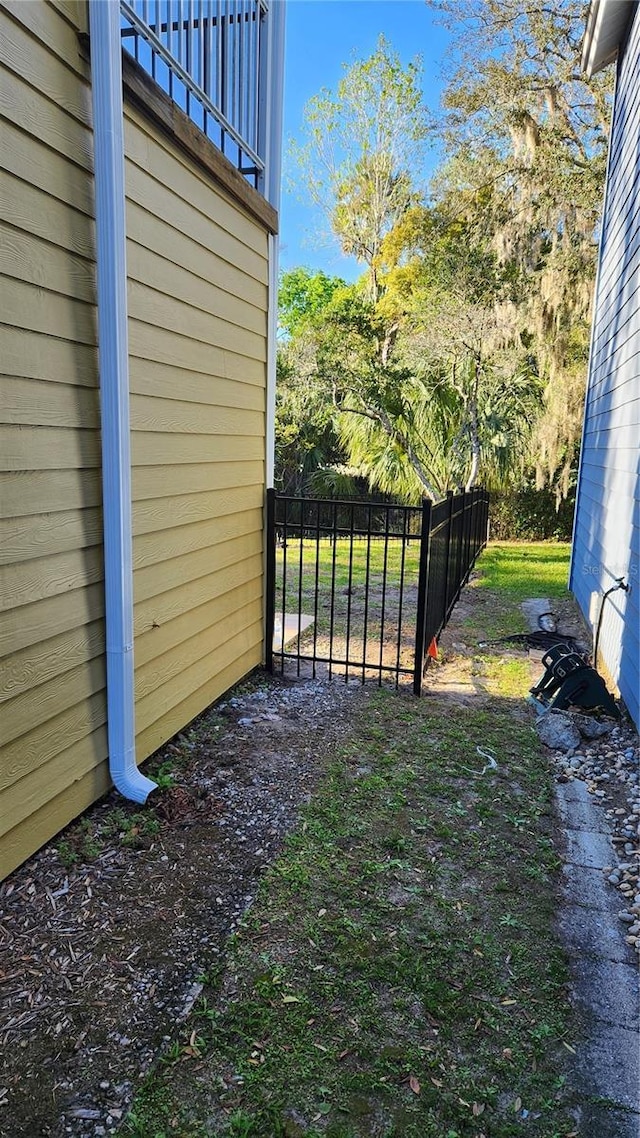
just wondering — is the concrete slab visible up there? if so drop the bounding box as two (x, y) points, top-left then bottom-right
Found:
(557, 904), (633, 964)
(569, 956), (639, 1030)
(564, 827), (615, 869)
(556, 782), (612, 833)
(574, 1025), (640, 1112)
(273, 613), (314, 652)
(521, 598), (552, 630)
(561, 863), (614, 910)
(576, 1103), (640, 1138)
(558, 779), (597, 804)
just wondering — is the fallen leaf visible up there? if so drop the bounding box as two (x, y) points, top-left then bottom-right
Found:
(472, 1102), (485, 1116)
(282, 995), (300, 1004)
(409, 1075), (420, 1094)
(501, 999), (517, 1006)
(430, 1077), (443, 1088)
(318, 908), (327, 917)
(338, 1049), (350, 1060)
(562, 1041), (576, 1054)
(513, 1096), (522, 1112)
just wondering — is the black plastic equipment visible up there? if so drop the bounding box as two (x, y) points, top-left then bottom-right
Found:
(530, 643), (619, 717)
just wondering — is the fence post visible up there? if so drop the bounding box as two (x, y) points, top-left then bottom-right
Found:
(413, 497), (433, 696)
(454, 491), (465, 603)
(463, 490), (471, 581)
(442, 490), (454, 617)
(264, 487), (276, 673)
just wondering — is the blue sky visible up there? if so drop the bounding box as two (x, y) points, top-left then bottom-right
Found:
(279, 0), (452, 281)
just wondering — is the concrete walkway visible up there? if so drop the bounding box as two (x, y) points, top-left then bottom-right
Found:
(556, 778), (639, 1136)
(524, 598), (639, 1135)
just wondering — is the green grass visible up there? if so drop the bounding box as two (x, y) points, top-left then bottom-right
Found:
(277, 537), (420, 631)
(275, 536), (421, 678)
(474, 543), (571, 601)
(275, 539), (571, 669)
(124, 542), (580, 1138)
(454, 542), (572, 644)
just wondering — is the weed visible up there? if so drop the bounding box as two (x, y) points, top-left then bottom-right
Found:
(55, 839), (78, 870)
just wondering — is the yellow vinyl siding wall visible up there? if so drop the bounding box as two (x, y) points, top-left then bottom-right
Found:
(0, 0), (109, 878)
(1, 1), (269, 878)
(125, 102), (268, 759)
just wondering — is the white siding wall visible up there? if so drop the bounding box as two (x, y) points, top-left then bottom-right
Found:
(571, 7), (640, 728)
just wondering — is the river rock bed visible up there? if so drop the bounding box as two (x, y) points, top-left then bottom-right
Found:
(551, 716), (640, 958)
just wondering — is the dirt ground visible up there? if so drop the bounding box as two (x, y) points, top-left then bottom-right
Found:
(0, 573), (632, 1138)
(0, 676), (366, 1138)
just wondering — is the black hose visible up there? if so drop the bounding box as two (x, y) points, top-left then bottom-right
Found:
(594, 578), (629, 669)
(478, 630), (583, 653)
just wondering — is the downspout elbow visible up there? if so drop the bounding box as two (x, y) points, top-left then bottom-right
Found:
(111, 754), (157, 805)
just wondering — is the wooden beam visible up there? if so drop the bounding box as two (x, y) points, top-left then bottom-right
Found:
(78, 33), (278, 235)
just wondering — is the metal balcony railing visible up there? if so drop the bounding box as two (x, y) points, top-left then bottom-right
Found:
(120, 0), (268, 188)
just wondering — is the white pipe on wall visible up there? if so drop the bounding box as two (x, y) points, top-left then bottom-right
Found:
(262, 0), (286, 489)
(90, 0), (157, 804)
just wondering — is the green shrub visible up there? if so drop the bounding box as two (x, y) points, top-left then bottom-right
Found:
(489, 488), (575, 541)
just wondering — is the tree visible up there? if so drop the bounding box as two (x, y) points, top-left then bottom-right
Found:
(291, 36), (429, 301)
(278, 267), (347, 339)
(277, 243), (541, 502)
(275, 270), (348, 494)
(428, 0), (613, 497)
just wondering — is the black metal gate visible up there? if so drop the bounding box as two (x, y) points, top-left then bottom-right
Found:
(265, 488), (489, 695)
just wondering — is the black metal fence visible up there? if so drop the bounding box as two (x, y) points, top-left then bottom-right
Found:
(265, 487), (489, 695)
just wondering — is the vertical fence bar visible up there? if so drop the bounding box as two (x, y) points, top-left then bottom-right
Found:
(395, 509), (409, 690)
(296, 498), (305, 676)
(280, 495), (288, 674)
(328, 500), (338, 680)
(264, 487), (276, 673)
(443, 491), (454, 618)
(455, 492), (465, 603)
(378, 505), (390, 686)
(463, 490), (471, 582)
(344, 503), (355, 682)
(362, 504), (372, 681)
(413, 498), (433, 696)
(312, 500), (321, 680)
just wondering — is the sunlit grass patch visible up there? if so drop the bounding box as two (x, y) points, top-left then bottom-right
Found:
(474, 542), (571, 600)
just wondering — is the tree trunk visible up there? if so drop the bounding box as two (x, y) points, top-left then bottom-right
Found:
(465, 358), (481, 491)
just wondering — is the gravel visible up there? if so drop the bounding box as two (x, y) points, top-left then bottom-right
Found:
(548, 717), (640, 959)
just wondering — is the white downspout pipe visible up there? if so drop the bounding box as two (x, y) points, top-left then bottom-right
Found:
(90, 0), (156, 803)
(260, 0), (286, 489)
